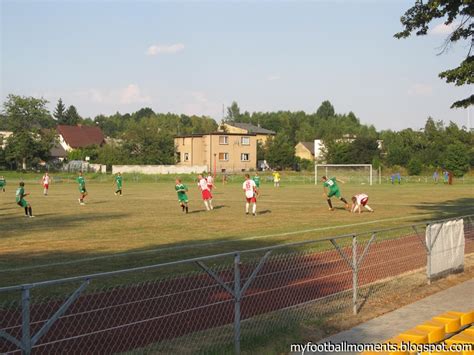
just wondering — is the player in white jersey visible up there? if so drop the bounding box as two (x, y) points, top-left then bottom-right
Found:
(206, 173), (215, 191)
(243, 174), (258, 216)
(41, 173), (51, 196)
(351, 193), (374, 214)
(197, 174), (213, 211)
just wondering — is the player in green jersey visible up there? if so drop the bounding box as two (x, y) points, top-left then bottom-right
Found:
(321, 176), (349, 211)
(175, 179), (189, 213)
(16, 182), (34, 217)
(114, 172), (123, 196)
(0, 176), (6, 192)
(77, 172), (88, 205)
(253, 172), (261, 188)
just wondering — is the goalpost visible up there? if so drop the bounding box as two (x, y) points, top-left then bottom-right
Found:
(315, 164), (373, 185)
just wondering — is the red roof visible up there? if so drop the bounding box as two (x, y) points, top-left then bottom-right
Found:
(57, 125), (105, 148)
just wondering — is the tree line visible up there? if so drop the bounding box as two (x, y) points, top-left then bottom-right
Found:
(0, 95), (473, 176)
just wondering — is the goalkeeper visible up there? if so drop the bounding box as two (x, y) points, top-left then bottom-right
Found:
(321, 176), (349, 211)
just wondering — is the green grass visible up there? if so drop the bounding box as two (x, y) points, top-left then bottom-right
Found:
(0, 172), (473, 288)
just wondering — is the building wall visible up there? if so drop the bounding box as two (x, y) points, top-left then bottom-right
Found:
(0, 131), (13, 149)
(175, 134), (257, 172)
(295, 143), (314, 161)
(220, 124), (247, 134)
(112, 165), (207, 175)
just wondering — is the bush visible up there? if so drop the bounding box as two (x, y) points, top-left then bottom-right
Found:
(407, 158), (422, 175)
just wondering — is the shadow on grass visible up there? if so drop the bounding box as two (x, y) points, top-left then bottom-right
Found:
(413, 197), (474, 222)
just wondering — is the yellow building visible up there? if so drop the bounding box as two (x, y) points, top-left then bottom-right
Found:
(295, 142), (315, 161)
(175, 133), (257, 173)
(218, 122), (275, 144)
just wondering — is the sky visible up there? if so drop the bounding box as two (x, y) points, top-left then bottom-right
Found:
(1, 0), (472, 131)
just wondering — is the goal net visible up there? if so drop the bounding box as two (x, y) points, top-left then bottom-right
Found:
(315, 164), (373, 185)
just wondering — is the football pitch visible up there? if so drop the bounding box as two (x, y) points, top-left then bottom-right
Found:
(1, 177), (473, 287)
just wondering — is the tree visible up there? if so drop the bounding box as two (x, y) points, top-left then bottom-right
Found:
(407, 157), (423, 175)
(225, 101), (241, 122)
(264, 133), (295, 169)
(3, 94), (52, 131)
(395, 1), (473, 108)
(443, 143), (470, 177)
(348, 137), (380, 164)
(64, 105), (81, 125)
(54, 98), (67, 123)
(315, 100), (335, 119)
(5, 130), (55, 170)
(324, 140), (352, 164)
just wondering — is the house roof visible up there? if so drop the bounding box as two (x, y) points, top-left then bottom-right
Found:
(57, 125), (105, 148)
(299, 141), (315, 155)
(225, 122), (276, 135)
(50, 144), (67, 158)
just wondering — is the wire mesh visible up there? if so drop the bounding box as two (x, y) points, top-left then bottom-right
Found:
(0, 215), (473, 354)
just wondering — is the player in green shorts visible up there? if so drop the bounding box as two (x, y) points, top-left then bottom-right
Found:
(114, 172), (123, 196)
(321, 176), (349, 211)
(175, 179), (189, 213)
(253, 172), (261, 188)
(16, 182), (34, 217)
(77, 172), (88, 205)
(0, 176), (6, 192)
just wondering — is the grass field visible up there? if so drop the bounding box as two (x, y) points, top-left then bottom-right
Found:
(1, 173), (473, 288)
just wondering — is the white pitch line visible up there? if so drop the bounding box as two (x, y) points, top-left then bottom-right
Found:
(0, 213), (435, 273)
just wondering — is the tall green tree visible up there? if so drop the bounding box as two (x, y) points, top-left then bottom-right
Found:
(395, 0), (473, 108)
(225, 101), (241, 122)
(3, 94), (53, 131)
(64, 105), (81, 125)
(54, 98), (67, 124)
(443, 142), (470, 177)
(264, 133), (295, 169)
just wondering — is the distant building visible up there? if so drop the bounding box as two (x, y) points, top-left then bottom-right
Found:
(295, 142), (315, 161)
(218, 122), (276, 144)
(175, 132), (257, 173)
(0, 131), (13, 149)
(57, 125), (106, 152)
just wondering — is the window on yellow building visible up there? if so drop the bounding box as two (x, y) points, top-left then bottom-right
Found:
(219, 152), (229, 161)
(219, 136), (229, 145)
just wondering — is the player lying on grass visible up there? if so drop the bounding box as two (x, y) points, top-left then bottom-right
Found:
(114, 172), (123, 196)
(175, 179), (189, 213)
(198, 174), (213, 211)
(77, 172), (88, 205)
(16, 182), (34, 217)
(350, 193), (374, 214)
(243, 174), (258, 216)
(321, 176), (349, 211)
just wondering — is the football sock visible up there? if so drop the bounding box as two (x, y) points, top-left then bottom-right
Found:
(24, 207), (28, 215)
(327, 199), (333, 209)
(204, 200), (210, 210)
(246, 203), (250, 213)
(340, 197), (348, 204)
(28, 207), (32, 216)
(365, 205), (374, 212)
(185, 205), (188, 213)
(252, 204), (256, 214)
(209, 200), (213, 210)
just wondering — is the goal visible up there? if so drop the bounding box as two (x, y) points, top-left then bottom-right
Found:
(315, 164), (373, 185)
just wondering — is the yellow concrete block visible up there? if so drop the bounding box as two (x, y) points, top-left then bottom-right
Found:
(446, 311), (474, 327)
(399, 328), (429, 344)
(433, 313), (462, 333)
(463, 326), (474, 336)
(416, 321), (446, 343)
(384, 337), (417, 355)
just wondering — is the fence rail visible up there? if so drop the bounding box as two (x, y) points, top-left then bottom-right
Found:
(1, 214), (473, 354)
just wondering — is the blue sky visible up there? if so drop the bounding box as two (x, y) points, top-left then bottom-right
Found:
(1, 0), (472, 130)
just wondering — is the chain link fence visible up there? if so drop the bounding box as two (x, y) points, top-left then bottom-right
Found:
(1, 215), (473, 354)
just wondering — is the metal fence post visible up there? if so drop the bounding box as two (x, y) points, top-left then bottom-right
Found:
(234, 252), (241, 355)
(21, 286), (32, 355)
(352, 235), (358, 315)
(426, 224), (432, 285)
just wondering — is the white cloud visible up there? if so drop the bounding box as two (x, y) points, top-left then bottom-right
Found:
(146, 43), (185, 56)
(430, 22), (458, 35)
(407, 83), (433, 97)
(267, 74), (280, 81)
(119, 84), (151, 104)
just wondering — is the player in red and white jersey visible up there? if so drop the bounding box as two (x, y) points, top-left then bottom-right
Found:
(206, 173), (215, 191)
(41, 172), (51, 196)
(243, 174), (258, 216)
(351, 193), (374, 214)
(197, 174), (213, 211)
